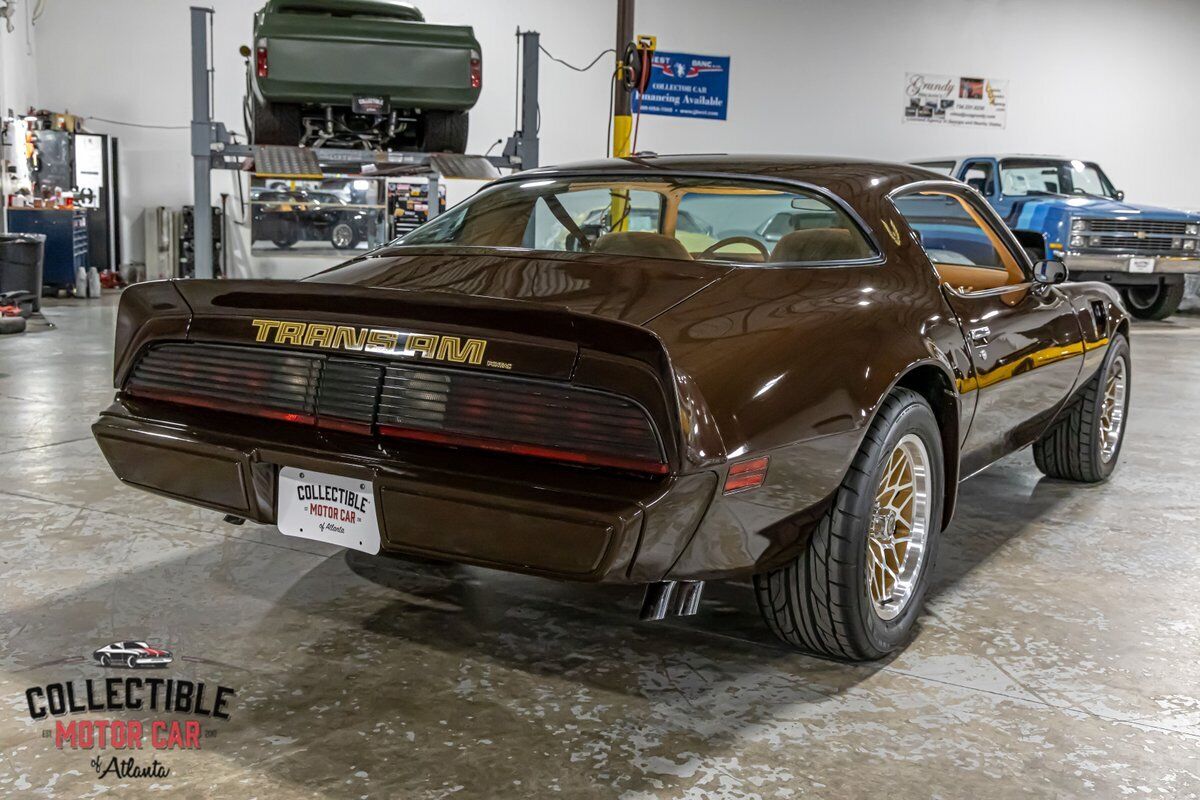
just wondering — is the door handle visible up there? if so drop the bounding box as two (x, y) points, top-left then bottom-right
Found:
(968, 326), (990, 345)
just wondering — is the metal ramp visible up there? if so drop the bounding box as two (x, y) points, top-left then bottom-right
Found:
(249, 146), (501, 181)
(252, 145), (323, 180)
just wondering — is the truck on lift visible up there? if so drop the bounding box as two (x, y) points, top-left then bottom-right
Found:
(245, 0), (482, 153)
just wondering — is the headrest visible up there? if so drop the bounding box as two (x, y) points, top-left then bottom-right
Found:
(770, 228), (872, 262)
(591, 231), (692, 261)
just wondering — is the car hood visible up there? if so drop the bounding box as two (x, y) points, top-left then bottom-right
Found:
(1018, 195), (1199, 220)
(303, 248), (734, 326)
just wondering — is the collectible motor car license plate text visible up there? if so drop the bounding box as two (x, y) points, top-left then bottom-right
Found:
(1128, 257), (1156, 273)
(277, 467), (381, 554)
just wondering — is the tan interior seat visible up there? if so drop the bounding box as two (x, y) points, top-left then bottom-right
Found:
(770, 228), (871, 262)
(591, 231), (692, 260)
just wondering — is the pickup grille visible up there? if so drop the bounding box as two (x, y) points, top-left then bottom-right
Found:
(1088, 236), (1175, 254)
(1085, 219), (1188, 235)
(1072, 217), (1198, 255)
(123, 343), (666, 474)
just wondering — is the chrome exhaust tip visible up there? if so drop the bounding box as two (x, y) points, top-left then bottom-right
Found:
(639, 581), (705, 621)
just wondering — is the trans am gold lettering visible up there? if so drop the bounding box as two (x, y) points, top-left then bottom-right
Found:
(303, 323), (336, 348)
(251, 319), (281, 342)
(365, 329), (400, 354)
(276, 321), (305, 345)
(331, 325), (367, 351)
(405, 333), (438, 359)
(437, 337), (487, 364)
(249, 319), (488, 366)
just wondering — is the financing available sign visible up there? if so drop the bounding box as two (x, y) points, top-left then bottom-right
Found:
(638, 51), (731, 120)
(904, 73), (1008, 129)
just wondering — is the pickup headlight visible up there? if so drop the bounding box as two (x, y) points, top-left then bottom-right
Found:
(1069, 234), (1084, 247)
(1186, 223), (1198, 235)
(1071, 218), (1086, 232)
(1184, 239), (1197, 251)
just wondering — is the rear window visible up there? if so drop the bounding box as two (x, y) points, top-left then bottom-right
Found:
(395, 176), (875, 265)
(273, 1), (424, 21)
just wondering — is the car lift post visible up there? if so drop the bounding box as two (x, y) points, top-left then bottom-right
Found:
(190, 6), (215, 279)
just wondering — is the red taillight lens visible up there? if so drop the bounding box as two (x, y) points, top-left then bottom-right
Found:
(469, 51), (482, 89)
(723, 456), (769, 494)
(124, 344), (668, 477)
(379, 425), (668, 475)
(127, 386), (314, 426)
(256, 45), (268, 78)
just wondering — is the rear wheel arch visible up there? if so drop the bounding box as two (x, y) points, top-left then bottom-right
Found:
(891, 363), (960, 529)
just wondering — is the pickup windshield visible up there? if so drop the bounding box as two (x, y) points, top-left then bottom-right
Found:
(394, 176), (875, 265)
(999, 158), (1117, 199)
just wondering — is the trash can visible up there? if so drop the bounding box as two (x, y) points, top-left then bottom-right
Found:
(0, 233), (46, 312)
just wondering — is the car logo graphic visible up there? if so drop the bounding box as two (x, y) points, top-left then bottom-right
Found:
(91, 640), (174, 669)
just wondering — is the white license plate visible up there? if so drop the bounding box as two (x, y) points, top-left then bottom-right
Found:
(276, 467), (380, 554)
(1128, 257), (1156, 273)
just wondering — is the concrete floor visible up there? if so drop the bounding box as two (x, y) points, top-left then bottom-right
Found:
(2, 294), (1199, 798)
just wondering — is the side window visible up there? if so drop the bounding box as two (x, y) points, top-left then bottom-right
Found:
(893, 191), (1025, 291)
(961, 161), (994, 196)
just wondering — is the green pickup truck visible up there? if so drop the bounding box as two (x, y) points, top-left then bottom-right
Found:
(245, 0), (481, 152)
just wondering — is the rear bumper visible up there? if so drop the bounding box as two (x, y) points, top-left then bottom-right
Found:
(1063, 252), (1200, 274)
(256, 78), (479, 111)
(92, 399), (718, 583)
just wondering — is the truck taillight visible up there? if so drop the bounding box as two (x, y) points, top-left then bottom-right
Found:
(256, 45), (268, 78)
(469, 50), (481, 89)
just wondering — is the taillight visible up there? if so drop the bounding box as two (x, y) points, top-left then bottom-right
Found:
(469, 50), (482, 89)
(256, 44), (268, 78)
(123, 344), (668, 477)
(723, 456), (769, 494)
(379, 425), (668, 475)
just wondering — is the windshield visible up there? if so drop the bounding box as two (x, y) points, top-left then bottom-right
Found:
(394, 176), (875, 265)
(999, 158), (1117, 199)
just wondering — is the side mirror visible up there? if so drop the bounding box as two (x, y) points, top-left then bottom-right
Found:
(1032, 258), (1069, 285)
(1115, 189), (1125, 201)
(239, 44), (252, 58)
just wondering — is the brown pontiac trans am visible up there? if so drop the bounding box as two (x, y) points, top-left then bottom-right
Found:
(93, 156), (1131, 660)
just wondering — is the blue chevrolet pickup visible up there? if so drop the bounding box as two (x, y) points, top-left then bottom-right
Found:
(913, 155), (1200, 319)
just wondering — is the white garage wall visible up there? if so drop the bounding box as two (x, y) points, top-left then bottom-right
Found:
(20, 0), (1200, 267)
(0, 0), (39, 123)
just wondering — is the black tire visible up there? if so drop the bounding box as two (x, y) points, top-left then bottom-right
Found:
(753, 388), (944, 660)
(1122, 280), (1184, 320)
(99, 654), (111, 667)
(271, 232), (298, 250)
(1033, 333), (1130, 483)
(0, 316), (26, 335)
(330, 221), (359, 250)
(418, 110), (469, 153)
(252, 98), (302, 146)
(125, 655), (136, 669)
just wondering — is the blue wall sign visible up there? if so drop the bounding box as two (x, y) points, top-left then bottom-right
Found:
(637, 51), (730, 120)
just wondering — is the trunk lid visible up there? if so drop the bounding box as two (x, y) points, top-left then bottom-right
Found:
(304, 248), (732, 326)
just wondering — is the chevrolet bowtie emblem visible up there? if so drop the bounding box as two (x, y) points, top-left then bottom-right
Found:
(1135, 231), (1147, 239)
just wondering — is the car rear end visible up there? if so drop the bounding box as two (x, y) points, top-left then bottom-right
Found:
(92, 280), (716, 584)
(253, 0), (481, 111)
